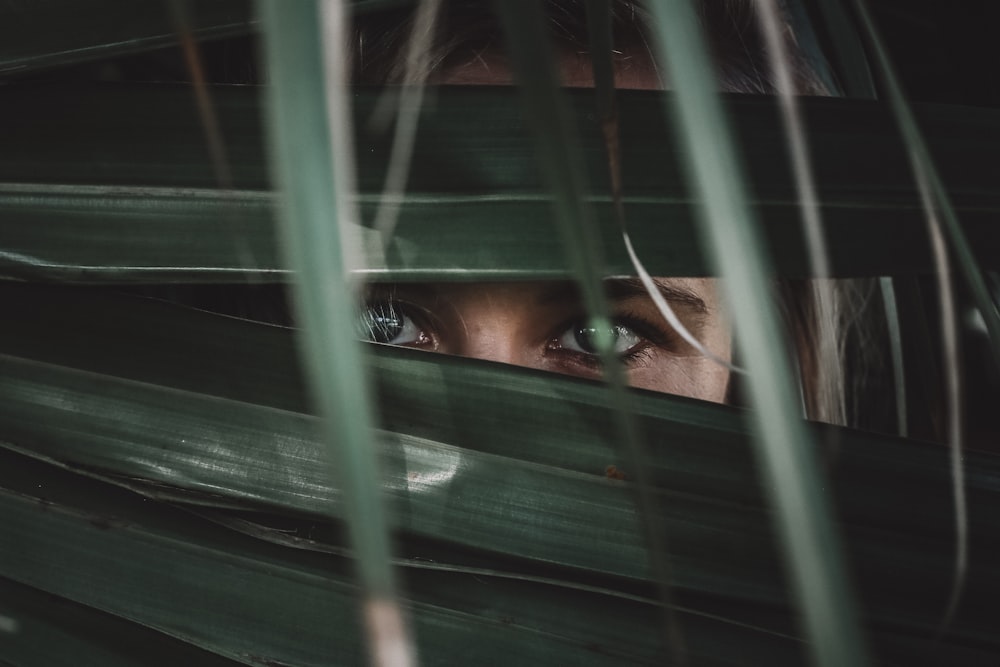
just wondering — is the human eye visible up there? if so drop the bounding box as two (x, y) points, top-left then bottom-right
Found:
(357, 299), (431, 347)
(549, 320), (647, 366)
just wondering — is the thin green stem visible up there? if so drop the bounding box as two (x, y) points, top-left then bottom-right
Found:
(647, 2), (869, 665)
(258, 1), (414, 664)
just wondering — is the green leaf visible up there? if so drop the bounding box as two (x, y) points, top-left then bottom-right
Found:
(486, 2), (683, 654)
(3, 3), (999, 665)
(0, 448), (803, 666)
(257, 0), (398, 614)
(2, 86), (999, 282)
(0, 577), (243, 667)
(782, 0), (842, 95)
(0, 0), (428, 78)
(2, 286), (999, 652)
(0, 0), (256, 77)
(798, 0), (876, 97)
(647, 1), (867, 663)
(851, 0), (1000, 369)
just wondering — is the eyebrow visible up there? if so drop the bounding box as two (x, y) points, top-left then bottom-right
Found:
(607, 278), (710, 314)
(537, 278), (710, 314)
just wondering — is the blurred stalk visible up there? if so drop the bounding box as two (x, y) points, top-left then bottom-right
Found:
(257, 2), (414, 666)
(879, 277), (908, 437)
(807, 0), (875, 97)
(783, 0), (840, 95)
(852, 0), (1000, 365)
(169, 0), (234, 190)
(755, 0), (844, 425)
(587, 0), (739, 374)
(647, 2), (869, 666)
(850, 0), (980, 634)
(372, 0), (442, 245)
(584, 0), (616, 124)
(169, 0), (260, 278)
(491, 2), (688, 663)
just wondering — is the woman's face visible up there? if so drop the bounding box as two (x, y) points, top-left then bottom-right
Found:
(361, 279), (732, 401)
(360, 39), (732, 402)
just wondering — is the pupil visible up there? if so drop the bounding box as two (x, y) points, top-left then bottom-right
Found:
(574, 324), (628, 354)
(574, 326), (607, 354)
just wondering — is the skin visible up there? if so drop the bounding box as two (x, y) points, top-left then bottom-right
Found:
(362, 278), (731, 400)
(360, 41), (732, 402)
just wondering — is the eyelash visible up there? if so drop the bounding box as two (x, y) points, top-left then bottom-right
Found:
(546, 313), (672, 370)
(358, 296), (678, 372)
(357, 298), (435, 348)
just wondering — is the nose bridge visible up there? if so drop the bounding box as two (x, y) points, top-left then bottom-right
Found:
(446, 287), (530, 367)
(457, 312), (523, 365)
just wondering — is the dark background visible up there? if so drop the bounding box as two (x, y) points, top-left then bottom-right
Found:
(869, 0), (1000, 108)
(17, 1), (1000, 109)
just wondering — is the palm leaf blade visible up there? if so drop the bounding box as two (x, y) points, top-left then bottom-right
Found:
(2, 87), (999, 282)
(0, 0), (255, 76)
